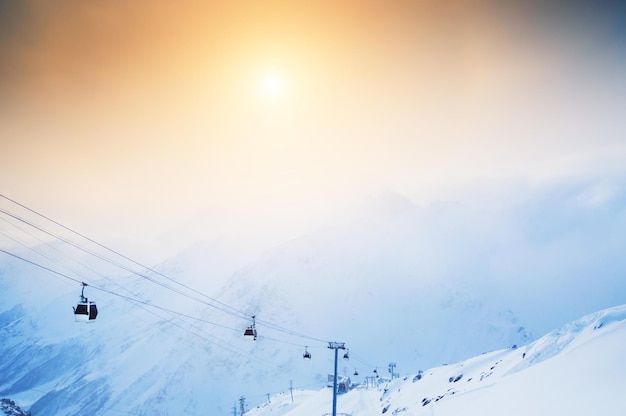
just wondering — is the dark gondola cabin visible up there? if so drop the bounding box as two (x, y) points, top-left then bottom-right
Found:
(243, 325), (257, 340)
(244, 315), (257, 340)
(74, 282), (98, 323)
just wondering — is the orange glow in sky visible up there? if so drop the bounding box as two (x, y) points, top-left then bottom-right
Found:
(1, 1), (625, 248)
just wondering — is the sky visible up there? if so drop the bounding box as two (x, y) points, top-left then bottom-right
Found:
(1, 0), (626, 257)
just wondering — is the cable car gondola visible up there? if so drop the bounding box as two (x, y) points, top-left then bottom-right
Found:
(244, 315), (257, 340)
(303, 346), (311, 360)
(73, 282), (97, 323)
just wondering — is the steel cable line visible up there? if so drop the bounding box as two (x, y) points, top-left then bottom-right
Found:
(0, 217), (247, 348)
(0, 206), (212, 294)
(0, 206), (252, 322)
(1, 225), (358, 369)
(349, 351), (385, 371)
(256, 334), (323, 348)
(0, 216), (132, 294)
(0, 213), (132, 282)
(1, 193), (249, 318)
(0, 220), (176, 317)
(0, 239), (326, 359)
(1, 211), (268, 358)
(7, 235), (275, 365)
(1, 195), (333, 344)
(0, 202), (380, 410)
(0, 247), (282, 369)
(253, 317), (329, 344)
(0, 196), (331, 342)
(0, 229), (78, 287)
(0, 227), (188, 337)
(139, 305), (282, 370)
(0, 247), (238, 332)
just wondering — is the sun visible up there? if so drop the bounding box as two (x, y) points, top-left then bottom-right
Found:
(259, 72), (287, 99)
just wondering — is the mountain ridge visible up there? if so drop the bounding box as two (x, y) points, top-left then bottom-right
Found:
(245, 303), (626, 416)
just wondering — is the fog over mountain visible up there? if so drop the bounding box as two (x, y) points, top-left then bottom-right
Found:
(1, 180), (625, 414)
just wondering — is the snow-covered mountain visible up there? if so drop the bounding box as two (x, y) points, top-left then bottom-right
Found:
(1, 189), (624, 415)
(246, 304), (626, 415)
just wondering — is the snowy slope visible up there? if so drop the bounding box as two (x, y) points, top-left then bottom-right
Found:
(246, 304), (626, 416)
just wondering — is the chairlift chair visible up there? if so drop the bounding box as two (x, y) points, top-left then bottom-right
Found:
(303, 346), (311, 360)
(343, 349), (349, 360)
(73, 282), (98, 323)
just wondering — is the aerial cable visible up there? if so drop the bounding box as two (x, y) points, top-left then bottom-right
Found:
(1, 246), (328, 369)
(254, 317), (329, 344)
(0, 248), (236, 332)
(150, 309), (281, 370)
(0, 207), (156, 273)
(1, 193), (249, 318)
(256, 334), (323, 348)
(1, 206), (330, 345)
(2, 198), (321, 339)
(0, 206), (249, 320)
(0, 244), (283, 368)
(97, 288), (241, 334)
(1, 195), (333, 345)
(0, 222), (120, 293)
(1, 247), (85, 285)
(0, 207), (199, 298)
(0, 245), (328, 356)
(349, 351), (383, 370)
(0, 228), (74, 277)
(0, 213), (123, 279)
(0, 247), (281, 369)
(1, 219), (239, 334)
(1, 217), (199, 328)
